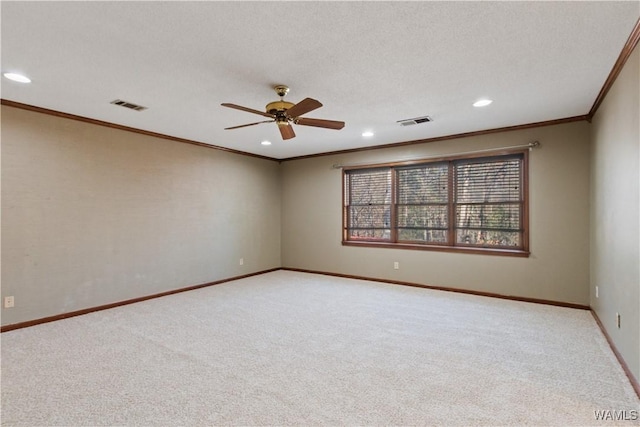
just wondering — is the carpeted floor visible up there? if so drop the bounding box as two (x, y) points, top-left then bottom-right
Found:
(1, 270), (639, 426)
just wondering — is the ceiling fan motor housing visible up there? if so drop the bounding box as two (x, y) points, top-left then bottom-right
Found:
(266, 100), (295, 115)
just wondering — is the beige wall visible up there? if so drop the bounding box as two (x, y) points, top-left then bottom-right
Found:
(590, 45), (639, 381)
(282, 122), (591, 305)
(1, 106), (282, 326)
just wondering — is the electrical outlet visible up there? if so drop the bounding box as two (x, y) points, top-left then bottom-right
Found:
(616, 313), (621, 328)
(4, 296), (14, 308)
(239, 258), (244, 266)
(595, 286), (599, 298)
(393, 261), (399, 270)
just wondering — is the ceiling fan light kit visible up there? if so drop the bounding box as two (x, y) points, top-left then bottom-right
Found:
(222, 85), (345, 141)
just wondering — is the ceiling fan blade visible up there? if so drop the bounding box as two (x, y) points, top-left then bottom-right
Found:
(284, 98), (323, 118)
(278, 123), (296, 140)
(295, 117), (345, 130)
(224, 120), (274, 130)
(221, 103), (274, 119)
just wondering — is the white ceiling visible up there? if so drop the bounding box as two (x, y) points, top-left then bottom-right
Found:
(2, 1), (639, 160)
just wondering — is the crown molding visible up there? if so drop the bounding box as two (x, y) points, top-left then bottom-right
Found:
(0, 99), (278, 162)
(588, 17), (640, 120)
(280, 115), (588, 162)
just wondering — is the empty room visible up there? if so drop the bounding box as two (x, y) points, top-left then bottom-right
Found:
(1, 1), (639, 425)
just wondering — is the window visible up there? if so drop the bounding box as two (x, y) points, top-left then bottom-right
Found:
(343, 151), (528, 256)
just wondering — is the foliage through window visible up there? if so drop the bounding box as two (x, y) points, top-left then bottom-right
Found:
(343, 151), (528, 255)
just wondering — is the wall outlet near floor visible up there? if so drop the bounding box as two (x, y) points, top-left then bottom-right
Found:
(595, 286), (599, 298)
(4, 296), (15, 308)
(393, 261), (399, 270)
(239, 258), (244, 266)
(616, 312), (621, 328)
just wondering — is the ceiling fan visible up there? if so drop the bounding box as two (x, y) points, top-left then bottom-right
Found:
(221, 85), (345, 140)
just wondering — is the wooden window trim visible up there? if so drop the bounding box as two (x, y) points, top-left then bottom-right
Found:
(342, 149), (530, 257)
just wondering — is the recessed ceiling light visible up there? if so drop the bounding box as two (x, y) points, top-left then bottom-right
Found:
(473, 99), (493, 107)
(362, 131), (374, 137)
(3, 72), (31, 83)
(261, 140), (272, 146)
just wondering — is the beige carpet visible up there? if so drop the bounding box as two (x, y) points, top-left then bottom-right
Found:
(1, 270), (638, 426)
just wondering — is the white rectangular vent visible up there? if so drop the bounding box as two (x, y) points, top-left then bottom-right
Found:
(397, 116), (432, 126)
(110, 99), (147, 111)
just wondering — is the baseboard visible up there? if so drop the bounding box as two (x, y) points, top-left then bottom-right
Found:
(0, 268), (280, 333)
(591, 310), (640, 399)
(282, 267), (590, 310)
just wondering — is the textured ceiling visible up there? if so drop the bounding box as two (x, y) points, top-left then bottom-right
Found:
(1, 1), (639, 159)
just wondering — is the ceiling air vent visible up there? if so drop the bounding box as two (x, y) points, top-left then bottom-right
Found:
(110, 99), (148, 111)
(397, 115), (433, 126)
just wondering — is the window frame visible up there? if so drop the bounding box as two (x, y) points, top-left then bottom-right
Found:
(342, 149), (530, 257)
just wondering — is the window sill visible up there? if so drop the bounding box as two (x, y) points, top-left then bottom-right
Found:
(342, 240), (530, 257)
